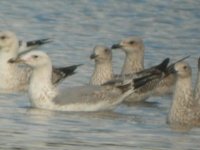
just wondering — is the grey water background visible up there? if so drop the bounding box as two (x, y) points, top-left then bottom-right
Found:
(0, 0), (200, 149)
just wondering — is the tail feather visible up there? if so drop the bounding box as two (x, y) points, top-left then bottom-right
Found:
(136, 58), (170, 76)
(114, 73), (162, 94)
(166, 56), (190, 75)
(52, 64), (83, 84)
(155, 58), (170, 72)
(26, 38), (52, 47)
(133, 74), (161, 90)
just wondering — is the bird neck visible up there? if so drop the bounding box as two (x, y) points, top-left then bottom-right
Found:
(0, 47), (18, 65)
(29, 63), (57, 108)
(169, 76), (194, 123)
(0, 47), (19, 77)
(90, 60), (113, 85)
(121, 52), (144, 75)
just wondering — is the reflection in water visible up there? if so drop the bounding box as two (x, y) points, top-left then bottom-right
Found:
(0, 0), (200, 149)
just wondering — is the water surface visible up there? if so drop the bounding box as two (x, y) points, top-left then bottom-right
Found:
(0, 0), (200, 149)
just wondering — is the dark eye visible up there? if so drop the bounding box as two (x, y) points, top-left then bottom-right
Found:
(129, 41), (135, 45)
(183, 66), (187, 69)
(104, 48), (109, 52)
(0, 36), (6, 40)
(32, 55), (38, 59)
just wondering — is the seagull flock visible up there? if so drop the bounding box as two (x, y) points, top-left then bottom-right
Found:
(0, 30), (200, 127)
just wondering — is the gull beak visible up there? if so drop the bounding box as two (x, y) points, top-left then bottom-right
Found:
(90, 53), (98, 59)
(111, 44), (122, 49)
(8, 57), (24, 63)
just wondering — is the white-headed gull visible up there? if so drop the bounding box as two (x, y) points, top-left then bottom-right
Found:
(0, 31), (81, 93)
(11, 50), (165, 111)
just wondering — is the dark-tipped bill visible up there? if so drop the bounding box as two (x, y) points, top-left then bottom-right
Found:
(8, 57), (23, 63)
(90, 54), (97, 59)
(111, 44), (122, 49)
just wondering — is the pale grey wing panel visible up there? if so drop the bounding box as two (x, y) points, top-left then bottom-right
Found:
(53, 85), (104, 105)
(52, 85), (122, 106)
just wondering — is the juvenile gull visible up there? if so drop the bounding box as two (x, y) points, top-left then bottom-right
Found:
(0, 31), (81, 93)
(167, 61), (200, 126)
(89, 44), (170, 102)
(19, 38), (52, 52)
(90, 45), (113, 85)
(111, 36), (176, 97)
(11, 50), (164, 111)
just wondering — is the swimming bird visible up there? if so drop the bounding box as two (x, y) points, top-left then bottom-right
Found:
(10, 50), (165, 111)
(90, 45), (113, 85)
(89, 44), (171, 102)
(111, 36), (176, 97)
(167, 61), (200, 126)
(19, 38), (52, 52)
(0, 31), (81, 93)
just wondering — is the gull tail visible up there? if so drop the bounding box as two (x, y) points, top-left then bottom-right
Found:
(108, 72), (163, 107)
(52, 64), (83, 84)
(26, 38), (52, 48)
(154, 58), (170, 72)
(19, 38), (53, 52)
(166, 56), (190, 75)
(116, 72), (163, 94)
(103, 58), (170, 93)
(136, 58), (170, 76)
(119, 58), (169, 94)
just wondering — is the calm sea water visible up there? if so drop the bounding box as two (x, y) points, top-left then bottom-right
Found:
(0, 0), (200, 149)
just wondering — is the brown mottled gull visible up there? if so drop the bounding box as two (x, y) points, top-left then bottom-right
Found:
(167, 61), (200, 126)
(111, 36), (176, 97)
(90, 44), (171, 102)
(90, 45), (113, 85)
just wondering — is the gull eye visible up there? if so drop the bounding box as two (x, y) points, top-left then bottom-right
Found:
(0, 36), (6, 40)
(129, 41), (135, 45)
(183, 66), (187, 70)
(104, 48), (109, 52)
(32, 55), (38, 59)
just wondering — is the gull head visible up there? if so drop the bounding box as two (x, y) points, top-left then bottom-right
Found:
(111, 37), (144, 54)
(10, 50), (51, 68)
(0, 31), (19, 52)
(90, 45), (112, 63)
(173, 62), (192, 78)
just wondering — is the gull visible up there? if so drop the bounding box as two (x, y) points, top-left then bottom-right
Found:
(111, 36), (176, 97)
(167, 61), (200, 126)
(19, 38), (52, 52)
(89, 45), (170, 102)
(0, 31), (81, 93)
(10, 50), (165, 112)
(89, 45), (113, 85)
